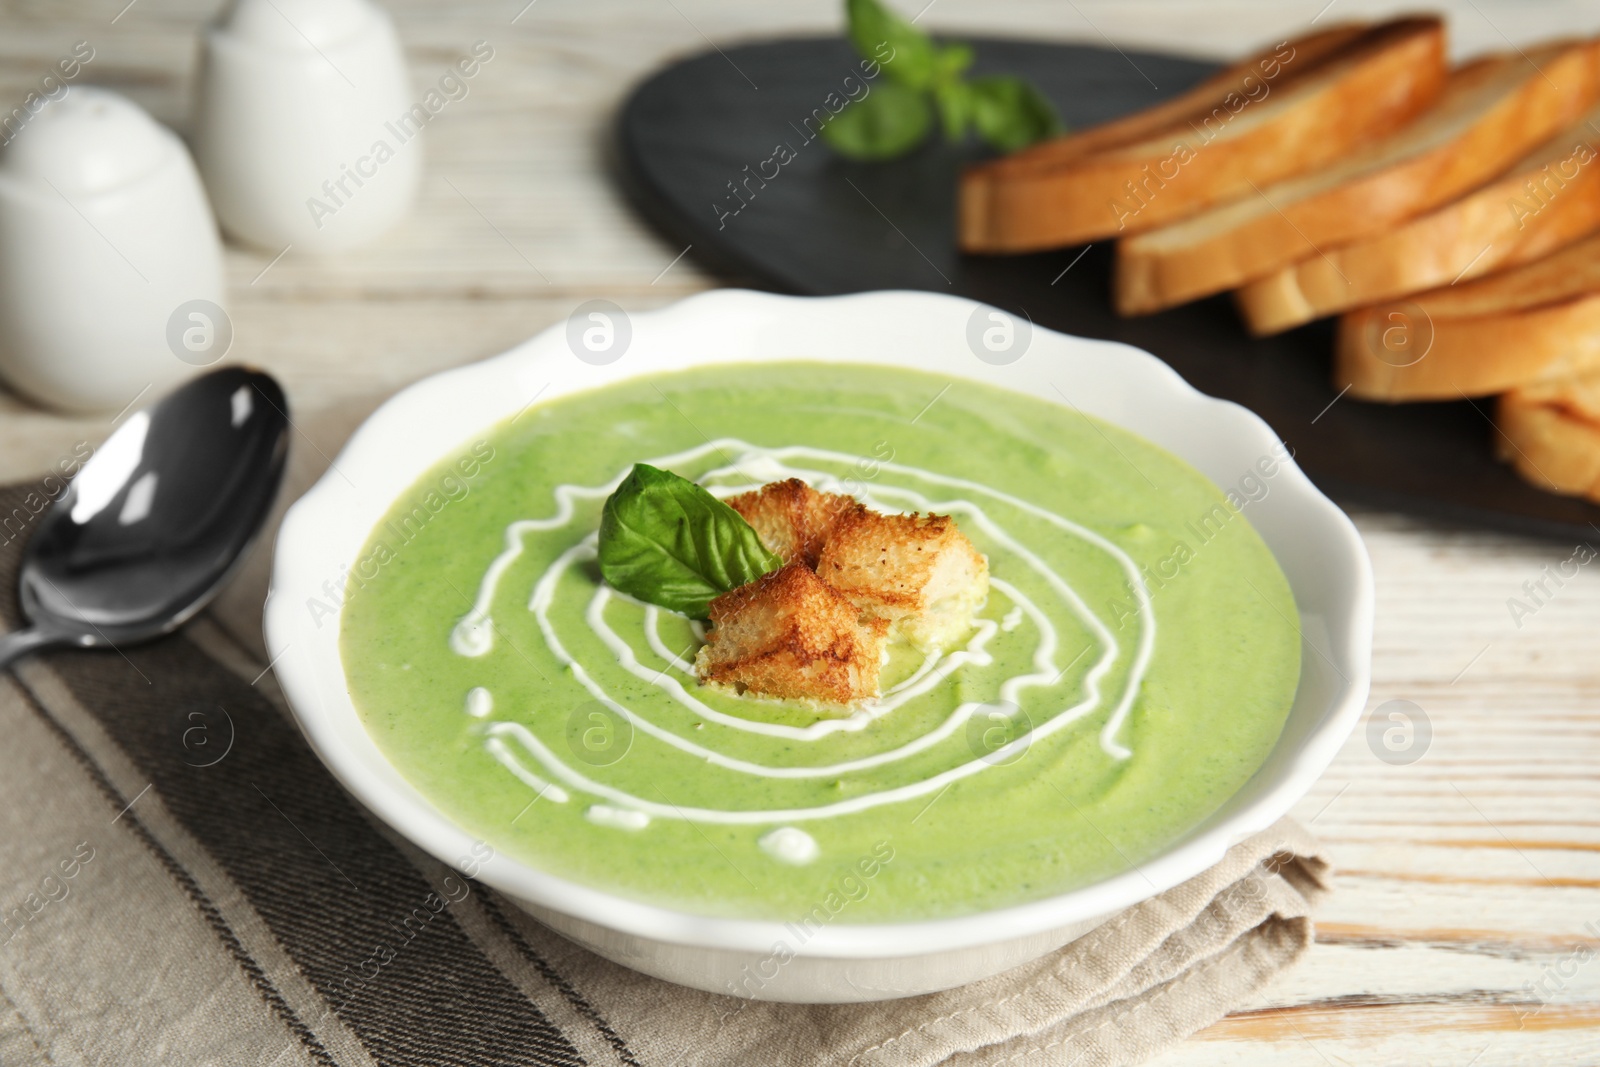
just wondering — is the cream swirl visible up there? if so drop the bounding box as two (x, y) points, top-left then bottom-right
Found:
(450, 440), (1156, 850)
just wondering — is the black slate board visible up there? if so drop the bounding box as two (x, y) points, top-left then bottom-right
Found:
(616, 36), (1600, 542)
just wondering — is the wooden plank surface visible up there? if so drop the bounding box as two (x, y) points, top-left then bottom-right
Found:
(2, 1), (1598, 1063)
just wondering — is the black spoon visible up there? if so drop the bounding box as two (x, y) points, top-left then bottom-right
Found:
(0, 367), (290, 669)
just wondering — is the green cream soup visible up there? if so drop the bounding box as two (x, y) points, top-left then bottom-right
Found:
(340, 363), (1300, 921)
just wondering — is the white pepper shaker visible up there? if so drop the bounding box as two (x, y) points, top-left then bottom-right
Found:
(192, 0), (421, 253)
(0, 87), (226, 413)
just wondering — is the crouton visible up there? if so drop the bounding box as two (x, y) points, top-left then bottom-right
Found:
(816, 509), (989, 650)
(694, 563), (888, 706)
(726, 479), (861, 567)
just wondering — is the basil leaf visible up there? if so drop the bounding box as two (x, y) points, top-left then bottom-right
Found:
(935, 42), (974, 82)
(820, 79), (934, 160)
(847, 0), (937, 90)
(831, 0), (1063, 162)
(597, 464), (783, 619)
(932, 79), (973, 141)
(968, 75), (1063, 152)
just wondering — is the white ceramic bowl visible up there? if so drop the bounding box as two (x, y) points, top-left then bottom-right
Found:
(264, 289), (1373, 1003)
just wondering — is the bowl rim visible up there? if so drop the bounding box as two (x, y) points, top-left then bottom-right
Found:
(264, 287), (1373, 959)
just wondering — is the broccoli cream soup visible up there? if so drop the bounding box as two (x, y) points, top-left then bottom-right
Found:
(340, 363), (1300, 921)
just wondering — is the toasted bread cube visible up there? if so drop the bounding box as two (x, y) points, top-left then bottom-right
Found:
(694, 562), (887, 705)
(816, 509), (989, 650)
(727, 479), (861, 567)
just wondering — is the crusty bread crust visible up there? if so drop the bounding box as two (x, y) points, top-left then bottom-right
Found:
(973, 24), (1368, 172)
(1497, 375), (1600, 501)
(958, 17), (1447, 252)
(695, 484), (990, 704)
(1382, 228), (1600, 317)
(1237, 98), (1600, 334)
(1116, 41), (1600, 316)
(726, 478), (860, 567)
(817, 509), (957, 614)
(1337, 231), (1600, 400)
(816, 508), (989, 649)
(694, 562), (887, 707)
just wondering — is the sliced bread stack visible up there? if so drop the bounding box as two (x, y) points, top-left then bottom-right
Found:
(1237, 98), (1600, 334)
(1336, 230), (1600, 400)
(1113, 40), (1600, 315)
(958, 18), (1448, 251)
(1497, 373), (1600, 500)
(962, 15), (1600, 505)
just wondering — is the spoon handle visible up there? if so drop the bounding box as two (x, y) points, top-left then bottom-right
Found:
(0, 627), (60, 671)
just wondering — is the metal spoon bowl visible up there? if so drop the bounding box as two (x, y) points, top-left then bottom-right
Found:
(0, 366), (290, 668)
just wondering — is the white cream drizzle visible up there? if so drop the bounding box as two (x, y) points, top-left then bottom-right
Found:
(485, 736), (569, 804)
(586, 804), (650, 831)
(642, 606), (696, 674)
(759, 827), (819, 865)
(465, 686), (493, 718)
(452, 439), (1157, 853)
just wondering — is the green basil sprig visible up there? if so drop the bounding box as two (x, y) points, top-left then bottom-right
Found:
(597, 464), (783, 619)
(821, 0), (1063, 161)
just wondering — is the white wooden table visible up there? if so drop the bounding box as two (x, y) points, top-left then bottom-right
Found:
(3, 1), (1598, 1062)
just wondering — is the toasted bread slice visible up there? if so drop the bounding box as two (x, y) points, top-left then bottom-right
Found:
(1116, 41), (1600, 315)
(694, 562), (888, 706)
(1238, 98), (1600, 333)
(958, 17), (1447, 252)
(816, 509), (989, 651)
(980, 24), (1370, 170)
(1337, 231), (1600, 400)
(726, 478), (860, 568)
(1496, 373), (1600, 501)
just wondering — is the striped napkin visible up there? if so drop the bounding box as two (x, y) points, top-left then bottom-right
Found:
(0, 481), (1328, 1067)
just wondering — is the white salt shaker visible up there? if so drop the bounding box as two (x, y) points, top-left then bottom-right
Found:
(192, 0), (421, 253)
(0, 87), (226, 413)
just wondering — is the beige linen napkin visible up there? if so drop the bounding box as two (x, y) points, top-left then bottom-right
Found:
(606, 818), (1327, 1067)
(0, 481), (1328, 1066)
